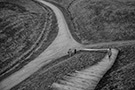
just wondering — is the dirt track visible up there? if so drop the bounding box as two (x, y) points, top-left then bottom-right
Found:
(0, 0), (131, 90)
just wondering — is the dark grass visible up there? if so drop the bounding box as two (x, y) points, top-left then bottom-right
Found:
(71, 0), (135, 44)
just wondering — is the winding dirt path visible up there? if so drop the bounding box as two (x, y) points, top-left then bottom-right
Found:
(0, 0), (81, 90)
(0, 0), (134, 90)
